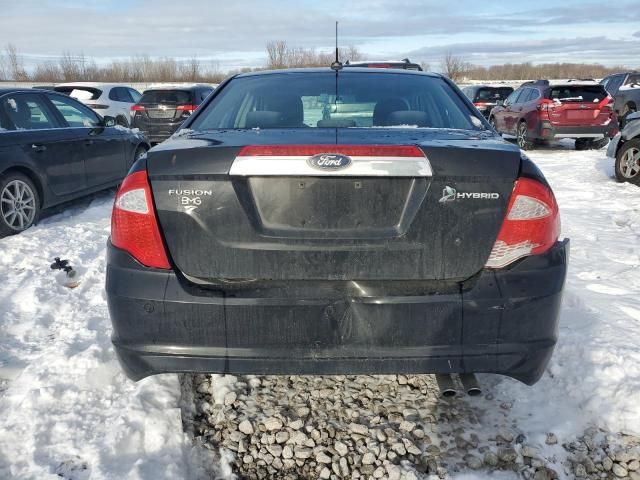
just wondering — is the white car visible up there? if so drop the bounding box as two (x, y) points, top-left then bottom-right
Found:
(52, 83), (142, 126)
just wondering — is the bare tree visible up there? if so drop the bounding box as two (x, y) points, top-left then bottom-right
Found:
(5, 43), (28, 81)
(266, 40), (288, 69)
(441, 51), (470, 82)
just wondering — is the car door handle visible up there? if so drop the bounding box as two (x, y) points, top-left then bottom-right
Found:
(85, 140), (94, 146)
(31, 144), (47, 152)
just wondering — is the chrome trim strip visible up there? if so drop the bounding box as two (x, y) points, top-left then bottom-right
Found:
(554, 134), (604, 139)
(229, 155), (433, 177)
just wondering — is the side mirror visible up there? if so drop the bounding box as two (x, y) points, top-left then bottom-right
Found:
(102, 116), (116, 127)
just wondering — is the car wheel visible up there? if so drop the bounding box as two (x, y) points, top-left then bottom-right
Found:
(0, 172), (40, 238)
(620, 104), (637, 129)
(615, 138), (640, 184)
(575, 138), (590, 150)
(590, 138), (609, 150)
(115, 114), (129, 128)
(131, 145), (148, 168)
(517, 121), (533, 150)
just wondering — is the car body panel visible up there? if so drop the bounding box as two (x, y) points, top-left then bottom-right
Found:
(0, 88), (149, 209)
(106, 68), (568, 384)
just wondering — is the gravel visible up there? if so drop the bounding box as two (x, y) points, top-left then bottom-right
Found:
(183, 373), (640, 479)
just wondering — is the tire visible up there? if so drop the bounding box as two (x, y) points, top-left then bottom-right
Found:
(516, 121), (534, 150)
(0, 172), (41, 238)
(130, 144), (148, 168)
(576, 138), (610, 150)
(615, 138), (640, 185)
(115, 114), (129, 128)
(620, 104), (637, 129)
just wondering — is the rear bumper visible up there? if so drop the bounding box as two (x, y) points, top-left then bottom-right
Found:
(536, 121), (616, 140)
(131, 118), (184, 143)
(106, 240), (569, 385)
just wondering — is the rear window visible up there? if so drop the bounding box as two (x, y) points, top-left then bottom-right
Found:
(54, 86), (102, 101)
(140, 90), (192, 104)
(546, 85), (607, 102)
(191, 72), (482, 130)
(474, 87), (513, 102)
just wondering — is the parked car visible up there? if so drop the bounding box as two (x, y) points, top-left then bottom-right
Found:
(106, 68), (568, 386)
(489, 79), (618, 150)
(600, 71), (640, 128)
(607, 111), (640, 184)
(53, 82), (142, 127)
(130, 84), (214, 143)
(462, 84), (514, 118)
(344, 58), (422, 70)
(0, 88), (149, 237)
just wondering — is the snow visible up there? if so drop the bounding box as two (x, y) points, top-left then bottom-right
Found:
(0, 139), (639, 478)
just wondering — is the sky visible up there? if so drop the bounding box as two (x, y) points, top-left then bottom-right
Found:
(1, 0), (639, 72)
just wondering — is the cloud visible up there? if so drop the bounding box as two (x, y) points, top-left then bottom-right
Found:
(1, 0), (639, 69)
(406, 36), (640, 67)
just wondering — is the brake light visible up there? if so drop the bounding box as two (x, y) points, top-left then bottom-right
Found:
(473, 102), (491, 107)
(131, 105), (145, 112)
(485, 178), (560, 268)
(238, 145), (425, 157)
(176, 104), (197, 112)
(366, 63), (391, 69)
(111, 171), (170, 269)
(537, 100), (555, 111)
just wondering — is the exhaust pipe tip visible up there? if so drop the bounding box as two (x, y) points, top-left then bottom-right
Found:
(435, 374), (459, 398)
(460, 373), (482, 397)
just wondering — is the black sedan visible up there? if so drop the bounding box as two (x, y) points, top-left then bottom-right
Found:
(107, 68), (568, 387)
(0, 88), (150, 237)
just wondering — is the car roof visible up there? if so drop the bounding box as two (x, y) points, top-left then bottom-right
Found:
(0, 88), (45, 95)
(235, 67), (441, 78)
(54, 82), (127, 89)
(467, 84), (514, 89)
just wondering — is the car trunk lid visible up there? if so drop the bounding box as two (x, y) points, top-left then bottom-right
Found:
(545, 84), (612, 126)
(148, 129), (521, 282)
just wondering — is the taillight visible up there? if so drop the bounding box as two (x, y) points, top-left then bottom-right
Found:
(473, 102), (490, 107)
(131, 105), (145, 112)
(537, 100), (555, 111)
(176, 104), (197, 113)
(111, 171), (170, 269)
(485, 178), (560, 268)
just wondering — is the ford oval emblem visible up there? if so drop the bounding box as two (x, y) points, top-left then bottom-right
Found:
(308, 153), (352, 170)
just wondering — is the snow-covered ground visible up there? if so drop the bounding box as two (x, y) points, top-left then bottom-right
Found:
(0, 141), (638, 479)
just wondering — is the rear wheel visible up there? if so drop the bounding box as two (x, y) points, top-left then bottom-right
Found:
(115, 114), (129, 127)
(620, 104), (637, 129)
(131, 144), (148, 168)
(615, 138), (640, 184)
(576, 138), (609, 150)
(517, 121), (534, 150)
(0, 172), (40, 238)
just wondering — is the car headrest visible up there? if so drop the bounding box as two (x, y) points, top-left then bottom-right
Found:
(386, 111), (429, 127)
(373, 97), (410, 126)
(5, 98), (31, 129)
(245, 111), (283, 129)
(262, 93), (304, 127)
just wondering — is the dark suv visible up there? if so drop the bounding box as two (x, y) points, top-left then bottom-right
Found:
(131, 85), (214, 143)
(600, 72), (640, 128)
(462, 84), (514, 118)
(490, 80), (618, 150)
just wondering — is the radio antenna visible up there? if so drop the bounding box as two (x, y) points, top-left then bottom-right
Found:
(330, 21), (343, 71)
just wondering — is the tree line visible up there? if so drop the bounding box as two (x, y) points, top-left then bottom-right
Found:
(0, 42), (636, 84)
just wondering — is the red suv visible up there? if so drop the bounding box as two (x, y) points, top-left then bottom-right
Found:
(489, 80), (618, 150)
